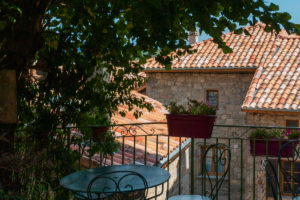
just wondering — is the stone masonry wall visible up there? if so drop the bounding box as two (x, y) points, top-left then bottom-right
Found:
(146, 72), (254, 199)
(146, 72), (300, 200)
(148, 146), (191, 200)
(244, 113), (300, 200)
(146, 72), (254, 127)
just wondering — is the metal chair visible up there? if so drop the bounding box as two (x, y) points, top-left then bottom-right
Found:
(75, 171), (148, 200)
(168, 143), (231, 200)
(263, 160), (282, 200)
(278, 140), (300, 198)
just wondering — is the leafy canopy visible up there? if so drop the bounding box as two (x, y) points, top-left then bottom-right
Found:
(0, 0), (299, 199)
(0, 0), (299, 130)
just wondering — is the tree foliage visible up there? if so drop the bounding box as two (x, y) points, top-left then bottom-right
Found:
(0, 0), (299, 198)
(0, 0), (299, 130)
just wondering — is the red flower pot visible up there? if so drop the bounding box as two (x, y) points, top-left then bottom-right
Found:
(91, 126), (109, 140)
(249, 139), (298, 157)
(166, 114), (216, 138)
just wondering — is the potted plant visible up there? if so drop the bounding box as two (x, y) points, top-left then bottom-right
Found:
(249, 129), (299, 157)
(165, 98), (216, 138)
(78, 112), (111, 140)
(78, 113), (119, 166)
(91, 125), (110, 140)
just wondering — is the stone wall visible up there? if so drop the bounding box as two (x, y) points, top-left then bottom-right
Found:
(146, 72), (254, 199)
(245, 112), (299, 127)
(146, 72), (254, 127)
(149, 146), (191, 200)
(243, 112), (299, 200)
(145, 72), (300, 200)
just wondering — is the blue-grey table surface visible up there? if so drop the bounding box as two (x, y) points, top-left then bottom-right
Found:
(60, 164), (170, 193)
(168, 195), (211, 200)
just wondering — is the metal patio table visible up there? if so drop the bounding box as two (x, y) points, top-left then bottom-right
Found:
(168, 195), (210, 200)
(60, 164), (170, 199)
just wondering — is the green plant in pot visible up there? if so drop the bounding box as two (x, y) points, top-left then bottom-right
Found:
(165, 98), (216, 138)
(78, 111), (111, 140)
(87, 130), (120, 166)
(78, 112), (120, 166)
(249, 129), (299, 157)
(285, 129), (300, 139)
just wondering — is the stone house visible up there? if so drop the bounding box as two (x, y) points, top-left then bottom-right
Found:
(143, 23), (300, 199)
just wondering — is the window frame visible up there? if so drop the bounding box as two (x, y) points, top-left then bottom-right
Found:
(206, 90), (219, 109)
(286, 120), (299, 128)
(200, 145), (226, 176)
(280, 159), (300, 196)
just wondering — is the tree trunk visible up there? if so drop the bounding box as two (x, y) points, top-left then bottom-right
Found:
(0, 0), (53, 194)
(0, 70), (17, 192)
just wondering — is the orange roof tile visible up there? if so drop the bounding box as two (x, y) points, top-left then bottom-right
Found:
(242, 63), (299, 112)
(144, 23), (299, 71)
(76, 91), (188, 167)
(242, 30), (299, 112)
(144, 23), (300, 113)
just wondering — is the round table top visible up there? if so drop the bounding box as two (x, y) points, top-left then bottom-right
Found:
(60, 164), (170, 193)
(168, 195), (211, 200)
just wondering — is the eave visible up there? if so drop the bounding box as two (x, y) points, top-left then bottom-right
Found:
(144, 67), (257, 73)
(241, 107), (300, 115)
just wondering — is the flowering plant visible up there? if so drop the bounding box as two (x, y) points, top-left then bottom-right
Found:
(285, 129), (300, 139)
(249, 129), (283, 139)
(250, 128), (300, 139)
(166, 98), (216, 115)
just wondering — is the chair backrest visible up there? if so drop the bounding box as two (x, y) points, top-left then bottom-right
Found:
(87, 170), (148, 200)
(263, 160), (282, 200)
(202, 143), (231, 200)
(278, 140), (300, 197)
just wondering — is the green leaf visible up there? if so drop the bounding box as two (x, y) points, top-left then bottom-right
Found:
(223, 46), (233, 54)
(139, 57), (147, 65)
(234, 28), (243, 34)
(48, 40), (58, 50)
(87, 8), (96, 19)
(264, 26), (272, 32)
(243, 29), (251, 36)
(269, 3), (279, 11)
(275, 12), (291, 21)
(127, 21), (134, 30)
(0, 21), (7, 30)
(165, 63), (172, 70)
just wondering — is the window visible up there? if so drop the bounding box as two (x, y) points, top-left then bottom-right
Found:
(200, 146), (225, 176)
(267, 159), (300, 197)
(206, 90), (218, 109)
(286, 120), (299, 128)
(280, 160), (300, 196)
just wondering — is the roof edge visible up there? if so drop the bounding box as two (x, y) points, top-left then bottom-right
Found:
(241, 107), (300, 115)
(144, 67), (257, 73)
(158, 138), (191, 168)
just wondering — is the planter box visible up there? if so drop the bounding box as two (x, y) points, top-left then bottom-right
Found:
(249, 139), (297, 157)
(91, 126), (109, 140)
(166, 114), (216, 138)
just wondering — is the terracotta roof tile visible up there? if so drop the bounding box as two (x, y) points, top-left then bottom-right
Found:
(242, 32), (300, 112)
(144, 23), (299, 113)
(145, 23), (281, 70)
(77, 91), (187, 167)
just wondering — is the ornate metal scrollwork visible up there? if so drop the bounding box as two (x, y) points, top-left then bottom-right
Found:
(203, 143), (231, 200)
(263, 160), (281, 199)
(278, 140), (300, 197)
(84, 171), (148, 200)
(112, 123), (159, 136)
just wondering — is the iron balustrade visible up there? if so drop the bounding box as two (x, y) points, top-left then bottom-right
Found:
(63, 123), (300, 199)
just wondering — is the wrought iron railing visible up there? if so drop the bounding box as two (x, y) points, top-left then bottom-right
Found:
(64, 123), (300, 200)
